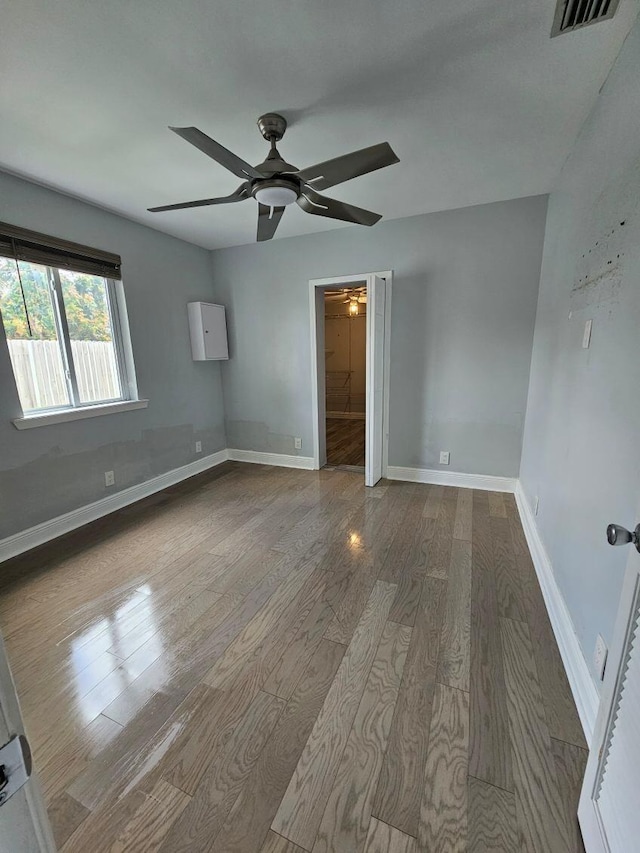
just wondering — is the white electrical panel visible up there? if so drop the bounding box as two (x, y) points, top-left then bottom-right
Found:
(187, 302), (229, 361)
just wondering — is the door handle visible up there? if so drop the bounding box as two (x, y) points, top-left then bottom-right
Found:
(606, 523), (640, 553)
(0, 734), (32, 806)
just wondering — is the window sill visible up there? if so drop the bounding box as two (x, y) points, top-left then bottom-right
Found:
(12, 399), (149, 430)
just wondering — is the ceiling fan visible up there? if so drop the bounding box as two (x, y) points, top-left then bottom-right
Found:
(342, 288), (367, 305)
(148, 113), (399, 242)
(324, 286), (367, 303)
(324, 286), (367, 314)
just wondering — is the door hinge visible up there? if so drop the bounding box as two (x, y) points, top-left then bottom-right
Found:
(0, 734), (32, 807)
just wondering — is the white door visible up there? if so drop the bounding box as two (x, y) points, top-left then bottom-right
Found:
(578, 503), (640, 852)
(365, 274), (386, 487)
(0, 632), (55, 853)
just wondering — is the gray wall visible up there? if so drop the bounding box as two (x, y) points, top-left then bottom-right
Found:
(519, 19), (640, 691)
(211, 195), (547, 476)
(0, 171), (225, 539)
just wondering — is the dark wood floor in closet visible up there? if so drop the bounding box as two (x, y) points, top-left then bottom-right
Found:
(326, 417), (366, 467)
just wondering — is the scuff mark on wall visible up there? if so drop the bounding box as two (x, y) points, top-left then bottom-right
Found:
(571, 157), (639, 310)
(0, 422), (226, 539)
(225, 420), (301, 456)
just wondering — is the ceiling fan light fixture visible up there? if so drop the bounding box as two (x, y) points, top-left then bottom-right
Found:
(253, 183), (298, 207)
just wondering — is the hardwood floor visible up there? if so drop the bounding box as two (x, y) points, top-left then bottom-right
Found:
(326, 417), (365, 466)
(0, 463), (587, 852)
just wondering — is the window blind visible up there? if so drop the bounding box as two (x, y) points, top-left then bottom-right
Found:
(0, 221), (122, 280)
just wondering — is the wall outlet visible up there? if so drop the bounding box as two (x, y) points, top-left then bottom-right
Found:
(593, 634), (608, 681)
(534, 495), (540, 516)
(104, 470), (115, 487)
(294, 437), (302, 450)
(195, 441), (202, 453)
(439, 451), (450, 465)
(582, 319), (593, 349)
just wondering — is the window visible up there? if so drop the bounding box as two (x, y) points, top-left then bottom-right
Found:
(0, 222), (141, 422)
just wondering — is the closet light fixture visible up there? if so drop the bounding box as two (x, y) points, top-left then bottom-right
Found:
(348, 296), (359, 316)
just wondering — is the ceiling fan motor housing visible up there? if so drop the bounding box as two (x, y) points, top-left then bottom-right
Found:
(257, 113), (287, 142)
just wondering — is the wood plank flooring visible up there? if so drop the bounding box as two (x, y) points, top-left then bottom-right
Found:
(0, 463), (587, 852)
(326, 417), (365, 466)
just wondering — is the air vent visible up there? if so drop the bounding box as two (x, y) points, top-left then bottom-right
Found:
(551, 0), (621, 36)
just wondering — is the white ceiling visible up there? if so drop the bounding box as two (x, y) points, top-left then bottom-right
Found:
(1, 1), (637, 250)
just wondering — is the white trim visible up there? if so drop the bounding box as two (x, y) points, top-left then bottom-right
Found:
(227, 449), (315, 470)
(387, 466), (516, 493)
(365, 274), (386, 487)
(0, 633), (57, 852)
(309, 270), (392, 477)
(382, 279), (392, 479)
(309, 282), (326, 469)
(578, 491), (640, 849)
(12, 398), (149, 430)
(112, 278), (140, 403)
(515, 481), (599, 744)
(307, 273), (370, 289)
(326, 411), (366, 420)
(0, 449), (229, 563)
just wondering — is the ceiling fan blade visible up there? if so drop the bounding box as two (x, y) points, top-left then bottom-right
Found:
(297, 188), (381, 226)
(148, 183), (250, 213)
(169, 126), (263, 180)
(295, 142), (399, 191)
(257, 203), (286, 242)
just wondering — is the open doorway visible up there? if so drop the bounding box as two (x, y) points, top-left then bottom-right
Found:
(324, 284), (367, 469)
(309, 271), (392, 487)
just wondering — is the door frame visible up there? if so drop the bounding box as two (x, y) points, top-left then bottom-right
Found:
(0, 631), (56, 852)
(308, 270), (392, 479)
(578, 512), (640, 852)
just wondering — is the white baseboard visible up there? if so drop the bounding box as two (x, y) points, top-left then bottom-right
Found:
(514, 482), (599, 745)
(326, 412), (366, 421)
(386, 466), (516, 493)
(227, 449), (315, 470)
(0, 449), (230, 563)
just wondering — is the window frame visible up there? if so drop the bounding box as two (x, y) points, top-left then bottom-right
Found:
(1, 260), (144, 424)
(48, 268), (130, 411)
